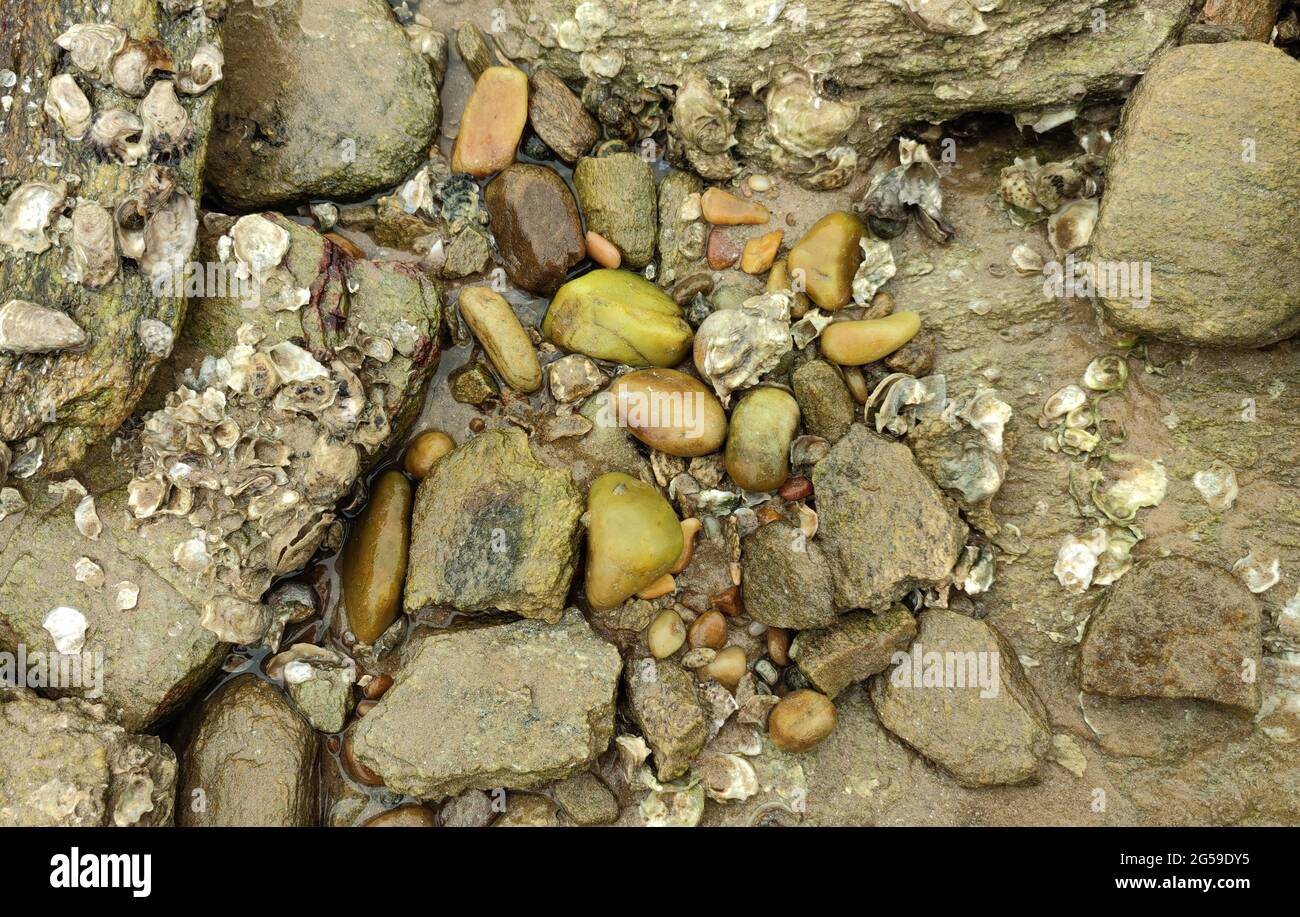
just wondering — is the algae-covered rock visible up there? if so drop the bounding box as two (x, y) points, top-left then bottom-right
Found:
(404, 427), (582, 621)
(352, 610), (622, 799)
(207, 0), (439, 208)
(792, 606), (917, 698)
(177, 676), (317, 826)
(624, 656), (708, 781)
(870, 609), (1052, 787)
(792, 360), (855, 442)
(812, 425), (967, 610)
(573, 151), (657, 268)
(740, 518), (839, 629)
(0, 0), (221, 478)
(0, 688), (176, 826)
(1092, 42), (1300, 347)
(1079, 557), (1263, 712)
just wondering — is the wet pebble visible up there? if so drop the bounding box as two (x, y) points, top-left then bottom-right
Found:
(528, 67), (599, 164)
(341, 470), (412, 644)
(706, 645), (747, 688)
(687, 609), (727, 650)
(451, 66), (528, 178)
(725, 387), (801, 492)
(769, 689), (837, 752)
(543, 269), (693, 367)
(648, 608), (687, 658)
(608, 368), (727, 456)
(485, 163), (586, 295)
(403, 430), (455, 480)
(740, 229), (783, 274)
(787, 212), (865, 311)
(701, 188), (769, 225)
(585, 472), (684, 609)
(820, 311), (922, 366)
(458, 286), (543, 392)
(585, 229), (621, 268)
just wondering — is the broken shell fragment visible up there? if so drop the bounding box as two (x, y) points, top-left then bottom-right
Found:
(230, 214), (290, 283)
(1233, 551), (1280, 594)
(850, 237), (897, 304)
(694, 753), (759, 802)
(69, 201), (120, 289)
(109, 38), (175, 96)
(1009, 243), (1044, 276)
(0, 181), (67, 254)
(115, 581), (140, 611)
(201, 595), (270, 645)
(0, 299), (88, 353)
(1082, 354), (1128, 391)
(1054, 533), (1098, 594)
(177, 43), (223, 95)
(74, 556), (104, 590)
(1193, 461), (1238, 511)
(43, 606), (88, 655)
(74, 495), (102, 540)
(137, 318), (175, 357)
(43, 74), (93, 140)
(1047, 198), (1098, 256)
(87, 109), (147, 165)
(1039, 384), (1086, 426)
(902, 0), (988, 36)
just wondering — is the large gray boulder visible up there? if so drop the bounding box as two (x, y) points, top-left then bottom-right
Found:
(1092, 42), (1300, 347)
(351, 610), (622, 799)
(0, 688), (176, 827)
(207, 0), (439, 209)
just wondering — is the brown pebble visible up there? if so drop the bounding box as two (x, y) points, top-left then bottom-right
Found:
(324, 232), (365, 259)
(756, 505), (784, 525)
(769, 689), (837, 752)
(710, 584), (744, 617)
(778, 475), (813, 502)
(451, 66), (529, 178)
(342, 732), (384, 787)
(356, 700), (377, 717)
(706, 645), (748, 688)
(865, 290), (896, 319)
(362, 805), (438, 827)
(707, 228), (740, 269)
(767, 627), (791, 666)
(404, 430), (455, 480)
(671, 271), (715, 306)
(687, 609), (727, 650)
(362, 673), (394, 700)
(701, 188), (769, 225)
(468, 417), (486, 433)
(884, 329), (937, 377)
(670, 517), (702, 574)
(740, 229), (783, 274)
(585, 229), (622, 269)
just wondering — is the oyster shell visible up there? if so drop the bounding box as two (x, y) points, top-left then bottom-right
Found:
(74, 556), (105, 590)
(267, 342), (328, 383)
(851, 237), (896, 304)
(115, 581), (140, 611)
(108, 38), (175, 96)
(54, 23), (126, 79)
(0, 299), (88, 353)
(764, 65), (859, 190)
(669, 69), (738, 180)
(902, 0), (988, 36)
(230, 214), (290, 283)
(1054, 532), (1100, 594)
(68, 201), (120, 290)
(140, 191), (198, 287)
(43, 74), (93, 140)
(694, 753), (758, 803)
(1009, 243), (1044, 276)
(177, 43), (223, 95)
(114, 198), (148, 261)
(1234, 551), (1280, 594)
(692, 292), (792, 404)
(1192, 461), (1238, 511)
(43, 606), (88, 655)
(86, 109), (147, 165)
(74, 494), (102, 540)
(1082, 354), (1128, 392)
(140, 80), (191, 158)
(1093, 454), (1167, 523)
(0, 181), (67, 254)
(1039, 383), (1086, 426)
(201, 594), (270, 645)
(137, 317), (175, 357)
(1047, 198), (1099, 256)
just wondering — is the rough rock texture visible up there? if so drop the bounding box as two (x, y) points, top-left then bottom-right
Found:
(0, 688), (175, 827)
(572, 152), (657, 268)
(0, 0), (220, 477)
(656, 169), (706, 285)
(740, 519), (839, 629)
(404, 427), (583, 621)
(177, 676), (317, 827)
(551, 771), (618, 825)
(351, 610), (622, 799)
(623, 656), (708, 781)
(813, 425), (967, 610)
(207, 0), (439, 209)
(501, 0), (1191, 181)
(792, 359), (855, 442)
(1201, 0), (1285, 41)
(485, 163), (586, 295)
(792, 606), (917, 698)
(870, 609), (1052, 787)
(1092, 42), (1300, 347)
(1080, 557), (1263, 712)
(495, 793), (562, 827)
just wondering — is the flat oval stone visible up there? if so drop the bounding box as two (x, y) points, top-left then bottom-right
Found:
(485, 163), (586, 295)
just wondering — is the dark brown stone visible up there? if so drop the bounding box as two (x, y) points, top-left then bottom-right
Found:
(485, 163), (586, 295)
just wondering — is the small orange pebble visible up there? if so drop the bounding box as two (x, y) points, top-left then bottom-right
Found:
(707, 227), (740, 270)
(585, 229), (621, 269)
(778, 475), (813, 502)
(756, 505), (784, 526)
(740, 229), (783, 274)
(700, 187), (769, 225)
(767, 627), (791, 666)
(710, 584), (744, 617)
(670, 518), (702, 574)
(451, 66), (528, 178)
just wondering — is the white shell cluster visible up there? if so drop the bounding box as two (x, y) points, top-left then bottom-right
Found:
(693, 291), (792, 404)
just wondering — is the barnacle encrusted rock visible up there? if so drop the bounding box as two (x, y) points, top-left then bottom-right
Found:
(351, 610), (622, 799)
(500, 0), (1191, 186)
(869, 609), (1052, 787)
(812, 424), (967, 610)
(404, 427), (583, 621)
(177, 676), (317, 827)
(1091, 42), (1300, 347)
(0, 0), (222, 478)
(207, 0), (440, 208)
(1079, 557), (1264, 712)
(623, 656), (709, 782)
(0, 688), (177, 827)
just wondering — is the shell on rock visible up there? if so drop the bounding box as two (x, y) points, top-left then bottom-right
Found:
(1009, 243), (1044, 276)
(998, 157), (1043, 214)
(74, 494), (102, 539)
(108, 38), (175, 96)
(1233, 551), (1280, 594)
(200, 594), (270, 645)
(43, 74), (93, 140)
(764, 65), (859, 189)
(69, 201), (119, 289)
(1047, 198), (1098, 256)
(1054, 532), (1099, 594)
(1082, 354), (1127, 392)
(1093, 454), (1167, 523)
(114, 198), (148, 261)
(0, 181), (67, 254)
(177, 43), (223, 94)
(140, 80), (191, 159)
(74, 556), (104, 590)
(54, 23), (127, 79)
(140, 191), (198, 287)
(267, 342), (328, 383)
(1039, 383), (1086, 427)
(87, 109), (147, 165)
(43, 606), (88, 655)
(670, 69), (738, 180)
(230, 214), (290, 283)
(137, 317), (175, 357)
(902, 0), (988, 35)
(0, 299), (88, 354)
(115, 581), (140, 611)
(694, 753), (758, 803)
(139, 163), (179, 214)
(1192, 460), (1238, 511)
(640, 782), (705, 828)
